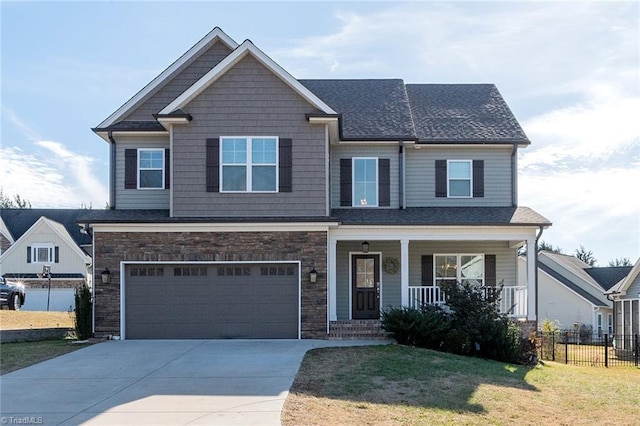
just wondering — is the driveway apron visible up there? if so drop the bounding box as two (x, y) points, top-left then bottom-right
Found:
(0, 339), (384, 425)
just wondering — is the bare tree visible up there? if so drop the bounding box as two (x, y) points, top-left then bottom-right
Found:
(0, 189), (31, 209)
(608, 258), (632, 267)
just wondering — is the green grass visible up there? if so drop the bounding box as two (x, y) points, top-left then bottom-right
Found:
(0, 339), (90, 375)
(283, 344), (640, 425)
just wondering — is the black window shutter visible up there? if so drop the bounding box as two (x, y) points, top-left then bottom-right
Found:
(473, 160), (484, 198)
(279, 138), (292, 193)
(485, 254), (496, 286)
(340, 158), (352, 206)
(54, 246), (60, 263)
(164, 149), (170, 190)
(421, 255), (434, 286)
(435, 160), (447, 198)
(206, 138), (220, 192)
(27, 246), (31, 263)
(124, 149), (137, 189)
(378, 158), (390, 207)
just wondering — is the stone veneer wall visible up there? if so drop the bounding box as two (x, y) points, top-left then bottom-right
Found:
(93, 231), (327, 338)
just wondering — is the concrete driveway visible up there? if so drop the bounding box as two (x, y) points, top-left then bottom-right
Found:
(1, 339), (384, 425)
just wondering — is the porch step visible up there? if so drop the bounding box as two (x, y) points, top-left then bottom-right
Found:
(328, 320), (391, 340)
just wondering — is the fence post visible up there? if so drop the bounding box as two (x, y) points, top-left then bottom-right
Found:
(604, 334), (608, 368)
(552, 332), (555, 362)
(635, 334), (638, 368)
(565, 332), (569, 364)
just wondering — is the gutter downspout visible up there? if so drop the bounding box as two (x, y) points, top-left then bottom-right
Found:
(398, 140), (404, 209)
(511, 144), (518, 207)
(107, 131), (116, 209)
(534, 225), (544, 322)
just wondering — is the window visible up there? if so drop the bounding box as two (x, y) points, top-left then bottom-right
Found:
(434, 254), (484, 287)
(138, 149), (164, 189)
(31, 244), (55, 263)
(353, 158), (378, 207)
(448, 160), (472, 197)
(221, 137), (277, 192)
(597, 313), (603, 337)
(608, 313), (613, 334)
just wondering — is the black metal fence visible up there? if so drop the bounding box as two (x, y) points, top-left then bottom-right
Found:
(537, 332), (639, 368)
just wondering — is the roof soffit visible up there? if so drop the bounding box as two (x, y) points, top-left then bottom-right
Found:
(159, 40), (337, 116)
(96, 27), (239, 129)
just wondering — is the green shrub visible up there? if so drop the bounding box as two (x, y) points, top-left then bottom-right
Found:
(74, 283), (92, 340)
(381, 305), (450, 348)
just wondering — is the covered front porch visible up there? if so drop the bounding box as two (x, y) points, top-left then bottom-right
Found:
(326, 225), (540, 332)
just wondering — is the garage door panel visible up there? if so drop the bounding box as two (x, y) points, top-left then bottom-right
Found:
(125, 263), (298, 339)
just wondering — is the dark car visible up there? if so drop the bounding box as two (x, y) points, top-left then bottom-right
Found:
(0, 276), (26, 310)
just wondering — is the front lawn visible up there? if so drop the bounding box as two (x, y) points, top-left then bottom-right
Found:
(0, 339), (91, 375)
(282, 345), (640, 425)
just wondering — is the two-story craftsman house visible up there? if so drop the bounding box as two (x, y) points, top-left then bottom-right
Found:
(85, 27), (550, 339)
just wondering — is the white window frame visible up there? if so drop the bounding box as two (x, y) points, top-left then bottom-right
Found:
(433, 253), (484, 287)
(352, 157), (379, 207)
(32, 244), (54, 263)
(447, 159), (473, 198)
(220, 136), (279, 193)
(608, 313), (613, 335)
(137, 148), (165, 190)
(597, 312), (603, 337)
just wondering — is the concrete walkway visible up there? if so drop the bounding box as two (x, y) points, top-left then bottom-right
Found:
(0, 339), (386, 425)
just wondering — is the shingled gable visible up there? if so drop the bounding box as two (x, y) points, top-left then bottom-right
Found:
(159, 40), (337, 116)
(94, 27), (238, 134)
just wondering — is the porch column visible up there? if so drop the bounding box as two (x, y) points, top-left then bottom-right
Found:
(401, 239), (409, 306)
(526, 237), (536, 321)
(328, 238), (337, 322)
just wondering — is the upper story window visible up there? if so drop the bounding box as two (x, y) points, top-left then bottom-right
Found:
(447, 160), (472, 198)
(28, 244), (58, 264)
(435, 159), (484, 199)
(353, 158), (378, 207)
(221, 137), (277, 192)
(138, 149), (165, 189)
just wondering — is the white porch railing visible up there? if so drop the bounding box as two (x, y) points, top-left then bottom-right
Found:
(407, 285), (528, 318)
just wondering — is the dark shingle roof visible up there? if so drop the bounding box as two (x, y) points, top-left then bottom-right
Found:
(405, 84), (529, 143)
(585, 266), (633, 291)
(299, 79), (416, 140)
(79, 210), (335, 224)
(0, 209), (93, 246)
(330, 206), (550, 226)
(538, 262), (608, 307)
(92, 120), (166, 132)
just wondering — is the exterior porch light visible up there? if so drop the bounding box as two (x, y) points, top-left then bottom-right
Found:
(101, 268), (111, 284)
(309, 268), (317, 283)
(362, 241), (370, 253)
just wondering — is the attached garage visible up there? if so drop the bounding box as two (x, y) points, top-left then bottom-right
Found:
(123, 262), (299, 339)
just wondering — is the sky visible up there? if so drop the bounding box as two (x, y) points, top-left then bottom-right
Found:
(1, 1), (638, 265)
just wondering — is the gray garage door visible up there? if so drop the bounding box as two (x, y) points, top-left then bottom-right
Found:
(125, 263), (299, 339)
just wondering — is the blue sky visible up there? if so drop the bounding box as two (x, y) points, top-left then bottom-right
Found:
(1, 1), (638, 265)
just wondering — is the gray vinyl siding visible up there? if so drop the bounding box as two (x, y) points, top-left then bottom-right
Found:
(539, 255), (609, 305)
(114, 135), (170, 209)
(409, 241), (517, 287)
(171, 55), (326, 217)
(123, 42), (232, 121)
(405, 146), (513, 207)
(624, 274), (640, 300)
(330, 145), (399, 209)
(335, 241), (401, 320)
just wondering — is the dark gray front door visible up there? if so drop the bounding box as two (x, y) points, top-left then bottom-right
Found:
(125, 263), (298, 339)
(352, 255), (380, 319)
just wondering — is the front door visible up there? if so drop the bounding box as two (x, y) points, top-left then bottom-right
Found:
(352, 255), (380, 319)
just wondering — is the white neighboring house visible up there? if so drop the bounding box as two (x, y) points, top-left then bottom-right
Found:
(606, 258), (640, 348)
(518, 251), (631, 334)
(0, 209), (92, 311)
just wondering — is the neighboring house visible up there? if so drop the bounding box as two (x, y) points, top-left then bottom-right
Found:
(607, 259), (640, 348)
(0, 209), (92, 311)
(84, 27), (550, 340)
(519, 251), (632, 334)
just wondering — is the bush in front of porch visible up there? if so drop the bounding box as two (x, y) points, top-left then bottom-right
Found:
(382, 281), (534, 364)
